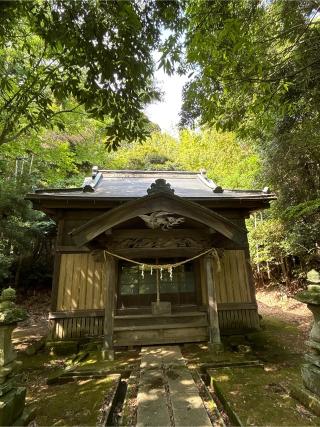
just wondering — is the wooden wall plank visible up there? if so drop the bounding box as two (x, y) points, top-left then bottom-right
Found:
(235, 251), (246, 302)
(216, 256), (226, 304)
(64, 255), (74, 311)
(79, 254), (88, 310)
(93, 260), (101, 309)
(86, 257), (93, 309)
(243, 250), (254, 301)
(57, 255), (67, 310)
(221, 253), (230, 302)
(99, 262), (106, 309)
(56, 253), (106, 312)
(231, 252), (239, 301)
(51, 254), (62, 311)
(215, 250), (254, 304)
(212, 259), (221, 303)
(104, 255), (116, 353)
(71, 255), (80, 310)
(244, 251), (255, 302)
(237, 251), (248, 301)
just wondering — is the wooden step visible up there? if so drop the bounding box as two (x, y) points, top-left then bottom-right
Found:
(114, 319), (208, 332)
(114, 325), (209, 347)
(115, 312), (208, 328)
(115, 305), (207, 316)
(115, 311), (206, 320)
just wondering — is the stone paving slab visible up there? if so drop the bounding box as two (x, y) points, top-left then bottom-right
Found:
(167, 367), (212, 426)
(137, 369), (171, 427)
(137, 346), (212, 427)
(140, 345), (186, 369)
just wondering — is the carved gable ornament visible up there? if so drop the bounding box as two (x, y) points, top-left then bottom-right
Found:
(143, 180), (183, 230)
(147, 178), (175, 195)
(139, 211), (184, 231)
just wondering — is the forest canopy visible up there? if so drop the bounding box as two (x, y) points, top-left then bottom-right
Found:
(0, 0), (184, 148)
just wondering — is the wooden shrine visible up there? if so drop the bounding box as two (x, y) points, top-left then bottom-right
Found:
(26, 169), (275, 351)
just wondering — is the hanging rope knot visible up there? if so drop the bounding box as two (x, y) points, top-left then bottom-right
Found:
(210, 248), (221, 272)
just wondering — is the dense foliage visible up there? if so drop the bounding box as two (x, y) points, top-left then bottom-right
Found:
(0, 105), (107, 286)
(181, 0), (320, 285)
(107, 129), (260, 189)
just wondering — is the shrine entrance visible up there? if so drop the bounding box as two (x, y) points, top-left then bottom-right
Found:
(28, 169), (271, 348)
(66, 183), (251, 347)
(117, 259), (198, 309)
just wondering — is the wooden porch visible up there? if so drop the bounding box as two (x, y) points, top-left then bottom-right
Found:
(114, 310), (209, 346)
(48, 301), (260, 343)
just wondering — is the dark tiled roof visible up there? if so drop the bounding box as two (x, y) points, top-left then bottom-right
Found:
(28, 170), (275, 201)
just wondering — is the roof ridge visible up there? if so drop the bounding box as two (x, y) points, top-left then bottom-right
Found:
(98, 169), (198, 175)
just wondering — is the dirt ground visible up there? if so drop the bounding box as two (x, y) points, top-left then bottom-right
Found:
(256, 289), (313, 345)
(13, 290), (50, 351)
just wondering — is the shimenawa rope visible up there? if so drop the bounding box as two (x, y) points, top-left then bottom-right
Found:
(103, 247), (221, 272)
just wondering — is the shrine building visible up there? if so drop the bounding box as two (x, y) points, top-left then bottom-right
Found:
(26, 169), (275, 352)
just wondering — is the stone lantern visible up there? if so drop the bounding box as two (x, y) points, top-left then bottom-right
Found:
(0, 288), (26, 372)
(0, 287), (34, 426)
(295, 270), (320, 397)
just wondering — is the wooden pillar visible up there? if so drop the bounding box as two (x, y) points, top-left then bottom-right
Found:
(204, 255), (222, 350)
(51, 217), (64, 312)
(103, 254), (116, 360)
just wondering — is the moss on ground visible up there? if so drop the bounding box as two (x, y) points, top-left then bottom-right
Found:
(15, 315), (318, 426)
(32, 376), (117, 426)
(182, 316), (320, 426)
(75, 348), (140, 373)
(182, 316), (304, 367)
(210, 366), (320, 426)
(16, 348), (140, 426)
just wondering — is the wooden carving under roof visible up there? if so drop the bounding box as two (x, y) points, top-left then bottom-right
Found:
(69, 190), (247, 247)
(108, 236), (211, 250)
(139, 211), (185, 230)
